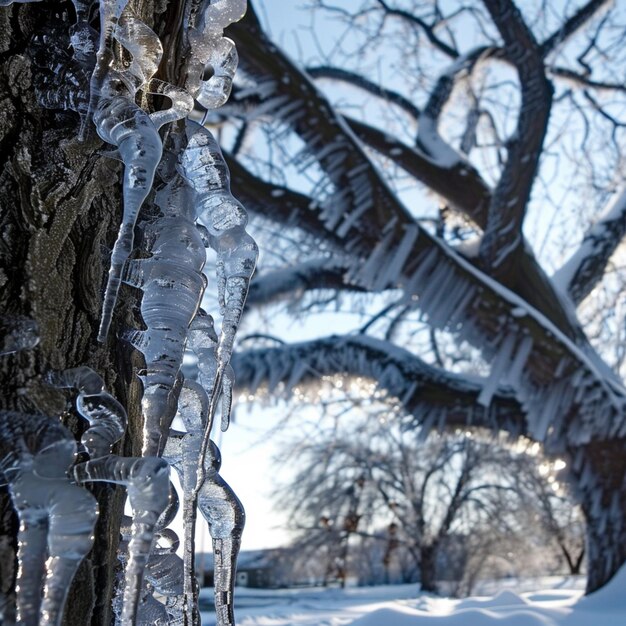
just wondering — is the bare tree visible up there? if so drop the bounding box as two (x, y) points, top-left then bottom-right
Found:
(227, 0), (626, 595)
(273, 409), (555, 594)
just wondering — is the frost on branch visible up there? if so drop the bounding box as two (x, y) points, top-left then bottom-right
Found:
(233, 335), (527, 438)
(232, 7), (626, 454)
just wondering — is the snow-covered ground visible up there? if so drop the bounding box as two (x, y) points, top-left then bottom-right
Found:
(199, 568), (626, 626)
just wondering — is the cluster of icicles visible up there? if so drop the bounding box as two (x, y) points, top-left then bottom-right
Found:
(1, 0), (257, 625)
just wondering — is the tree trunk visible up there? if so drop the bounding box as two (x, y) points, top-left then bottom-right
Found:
(566, 439), (626, 593)
(419, 543), (439, 594)
(0, 3), (163, 624)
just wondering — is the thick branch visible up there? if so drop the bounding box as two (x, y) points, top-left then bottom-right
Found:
(345, 115), (490, 227)
(553, 190), (626, 305)
(232, 334), (527, 436)
(479, 0), (553, 276)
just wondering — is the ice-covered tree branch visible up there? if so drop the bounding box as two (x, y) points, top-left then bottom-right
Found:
(246, 260), (360, 307)
(230, 7), (626, 453)
(478, 0), (553, 277)
(232, 334), (528, 436)
(344, 115), (490, 227)
(553, 189), (626, 305)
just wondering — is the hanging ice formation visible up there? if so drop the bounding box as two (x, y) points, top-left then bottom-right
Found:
(48, 366), (171, 626)
(0, 411), (98, 626)
(93, 9), (194, 342)
(163, 380), (245, 626)
(122, 175), (207, 456)
(0, 315), (39, 356)
(7, 0), (257, 624)
(180, 120), (258, 457)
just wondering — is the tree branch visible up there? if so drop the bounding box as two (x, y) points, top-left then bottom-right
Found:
(479, 0), (553, 276)
(232, 334), (528, 437)
(306, 65), (421, 122)
(230, 4), (626, 449)
(246, 259), (360, 307)
(345, 115), (490, 227)
(553, 189), (626, 305)
(374, 0), (459, 59)
(416, 46), (496, 167)
(550, 67), (626, 93)
(540, 0), (612, 57)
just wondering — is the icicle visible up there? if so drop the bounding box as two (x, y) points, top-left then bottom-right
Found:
(94, 85), (163, 342)
(122, 206), (207, 455)
(0, 314), (39, 355)
(185, 0), (246, 108)
(74, 456), (170, 626)
(188, 308), (234, 432)
(115, 9), (162, 92)
(0, 411), (98, 626)
(195, 0), (247, 33)
(49, 366), (170, 625)
(194, 35), (239, 110)
(69, 1), (98, 66)
(80, 0), (130, 139)
(145, 79), (195, 130)
(162, 380), (209, 626)
(180, 121), (258, 438)
(46, 366), (126, 458)
(197, 441), (245, 626)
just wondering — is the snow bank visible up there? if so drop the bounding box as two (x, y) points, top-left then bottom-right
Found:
(200, 570), (626, 626)
(344, 566), (626, 626)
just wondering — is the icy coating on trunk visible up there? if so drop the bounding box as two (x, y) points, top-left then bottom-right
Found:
(4, 1), (255, 623)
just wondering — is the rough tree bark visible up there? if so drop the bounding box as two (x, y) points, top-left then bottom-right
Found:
(0, 2), (177, 624)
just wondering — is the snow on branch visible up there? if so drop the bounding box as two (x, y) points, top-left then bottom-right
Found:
(554, 189), (626, 305)
(345, 115), (490, 228)
(478, 0), (553, 277)
(231, 11), (578, 340)
(416, 46), (494, 169)
(230, 5), (626, 449)
(232, 334), (527, 437)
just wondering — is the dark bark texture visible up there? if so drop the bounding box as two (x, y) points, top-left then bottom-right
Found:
(0, 3), (159, 624)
